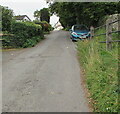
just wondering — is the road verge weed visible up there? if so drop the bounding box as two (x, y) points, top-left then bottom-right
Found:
(77, 28), (119, 112)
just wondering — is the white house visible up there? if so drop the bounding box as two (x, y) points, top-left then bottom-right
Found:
(54, 21), (63, 30)
(14, 15), (31, 22)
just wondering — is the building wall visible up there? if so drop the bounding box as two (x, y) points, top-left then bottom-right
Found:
(54, 21), (63, 30)
(23, 17), (30, 21)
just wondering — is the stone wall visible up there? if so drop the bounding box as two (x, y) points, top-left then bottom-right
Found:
(108, 14), (119, 31)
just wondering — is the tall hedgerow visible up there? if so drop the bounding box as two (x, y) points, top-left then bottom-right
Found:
(2, 21), (44, 48)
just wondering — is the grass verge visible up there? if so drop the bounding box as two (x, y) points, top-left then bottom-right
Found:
(77, 28), (119, 112)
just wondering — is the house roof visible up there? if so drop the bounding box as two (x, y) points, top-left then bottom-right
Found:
(14, 15), (31, 21)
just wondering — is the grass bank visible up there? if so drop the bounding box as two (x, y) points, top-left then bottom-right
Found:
(77, 28), (119, 112)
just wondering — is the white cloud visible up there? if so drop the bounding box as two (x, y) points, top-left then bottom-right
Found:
(0, 0), (47, 3)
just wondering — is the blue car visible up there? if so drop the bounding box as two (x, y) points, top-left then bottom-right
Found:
(69, 25), (91, 41)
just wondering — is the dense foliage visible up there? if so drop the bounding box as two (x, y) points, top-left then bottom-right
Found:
(2, 21), (44, 48)
(34, 8), (50, 23)
(77, 29), (119, 112)
(49, 2), (119, 28)
(1, 5), (53, 49)
(0, 5), (13, 32)
(40, 8), (50, 23)
(33, 20), (53, 32)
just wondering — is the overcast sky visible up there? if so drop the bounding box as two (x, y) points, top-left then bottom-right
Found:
(0, 0), (59, 26)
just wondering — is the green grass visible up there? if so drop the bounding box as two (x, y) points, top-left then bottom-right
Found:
(77, 28), (119, 112)
(44, 31), (50, 34)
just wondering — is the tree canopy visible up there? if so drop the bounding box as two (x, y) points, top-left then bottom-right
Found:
(1, 5), (13, 32)
(49, 2), (119, 28)
(34, 8), (50, 23)
(34, 10), (41, 21)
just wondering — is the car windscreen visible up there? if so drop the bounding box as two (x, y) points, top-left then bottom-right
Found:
(74, 25), (88, 31)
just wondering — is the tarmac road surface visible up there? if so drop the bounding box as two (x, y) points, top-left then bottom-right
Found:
(2, 30), (90, 112)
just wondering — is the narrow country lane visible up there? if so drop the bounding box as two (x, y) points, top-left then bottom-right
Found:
(2, 30), (90, 112)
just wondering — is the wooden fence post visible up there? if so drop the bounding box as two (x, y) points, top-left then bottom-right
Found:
(106, 19), (112, 50)
(90, 26), (94, 39)
(118, 14), (120, 33)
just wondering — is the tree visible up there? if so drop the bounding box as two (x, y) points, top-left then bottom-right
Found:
(1, 5), (13, 32)
(40, 8), (50, 23)
(34, 8), (50, 23)
(49, 2), (119, 28)
(34, 10), (41, 21)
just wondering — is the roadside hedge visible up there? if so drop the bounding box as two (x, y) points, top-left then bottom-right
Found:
(40, 21), (53, 32)
(33, 20), (53, 32)
(2, 21), (44, 48)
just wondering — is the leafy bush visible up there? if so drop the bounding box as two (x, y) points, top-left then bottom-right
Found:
(63, 27), (70, 31)
(41, 21), (51, 32)
(2, 21), (44, 48)
(11, 21), (43, 36)
(77, 28), (118, 112)
(34, 20), (53, 32)
(22, 36), (44, 48)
